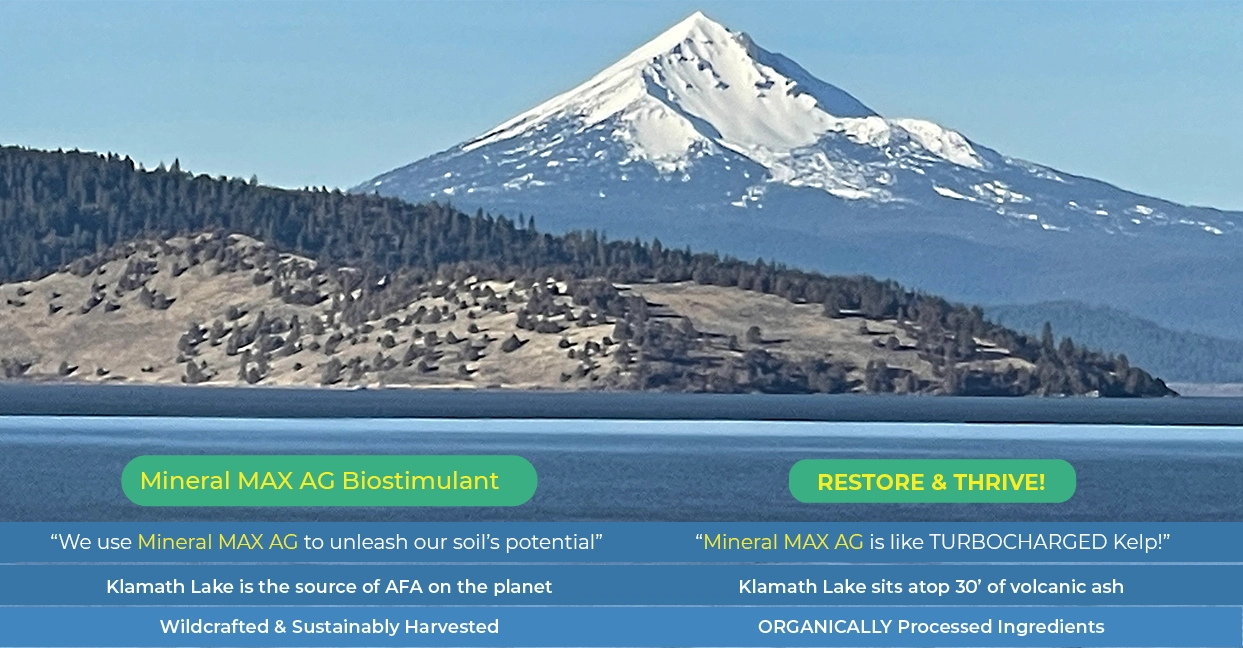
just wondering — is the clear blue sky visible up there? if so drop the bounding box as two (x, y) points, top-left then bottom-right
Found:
(1, 1), (1240, 209)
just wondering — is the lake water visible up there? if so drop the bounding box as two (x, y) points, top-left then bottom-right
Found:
(2, 417), (1241, 522)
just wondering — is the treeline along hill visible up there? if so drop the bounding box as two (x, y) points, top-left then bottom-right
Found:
(0, 146), (1172, 396)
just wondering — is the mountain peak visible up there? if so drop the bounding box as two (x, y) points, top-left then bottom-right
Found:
(650, 10), (731, 41)
(461, 11), (883, 174)
(623, 10), (736, 61)
(364, 12), (1236, 242)
(677, 9), (718, 27)
(357, 12), (1241, 347)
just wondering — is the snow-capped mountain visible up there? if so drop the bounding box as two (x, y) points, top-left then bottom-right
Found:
(357, 12), (1242, 339)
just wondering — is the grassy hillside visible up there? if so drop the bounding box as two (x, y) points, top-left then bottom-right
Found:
(0, 233), (1004, 392)
(0, 145), (1173, 396)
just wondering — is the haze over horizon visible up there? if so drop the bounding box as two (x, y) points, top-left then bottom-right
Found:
(1, 1), (1240, 210)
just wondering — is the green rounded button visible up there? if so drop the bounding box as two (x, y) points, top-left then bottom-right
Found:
(789, 459), (1075, 503)
(122, 455), (537, 507)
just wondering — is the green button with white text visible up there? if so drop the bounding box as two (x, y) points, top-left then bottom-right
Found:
(121, 455), (537, 506)
(789, 459), (1075, 503)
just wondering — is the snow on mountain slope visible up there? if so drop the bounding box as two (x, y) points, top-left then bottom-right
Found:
(359, 11), (1237, 240)
(463, 13), (879, 160)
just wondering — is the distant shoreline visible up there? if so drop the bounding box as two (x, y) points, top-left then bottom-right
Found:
(0, 383), (1239, 425)
(1167, 383), (1243, 398)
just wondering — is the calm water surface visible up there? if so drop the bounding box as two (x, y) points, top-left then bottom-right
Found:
(2, 417), (1241, 522)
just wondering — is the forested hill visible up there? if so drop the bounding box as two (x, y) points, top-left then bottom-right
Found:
(990, 301), (1243, 384)
(0, 145), (1172, 396)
